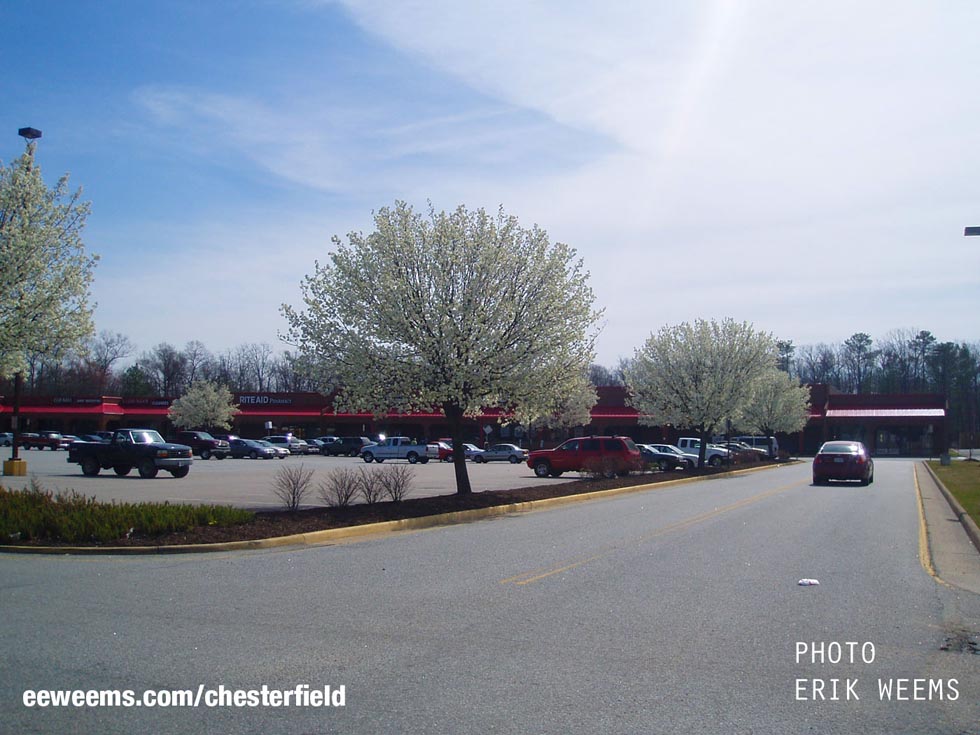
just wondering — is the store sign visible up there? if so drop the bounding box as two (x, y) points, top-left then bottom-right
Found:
(237, 395), (295, 406)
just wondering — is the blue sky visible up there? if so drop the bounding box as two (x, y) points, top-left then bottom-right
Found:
(3, 0), (979, 367)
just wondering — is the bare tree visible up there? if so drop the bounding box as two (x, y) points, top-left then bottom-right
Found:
(140, 343), (188, 397)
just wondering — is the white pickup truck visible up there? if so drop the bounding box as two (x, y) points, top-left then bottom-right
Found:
(676, 437), (730, 467)
(360, 436), (432, 464)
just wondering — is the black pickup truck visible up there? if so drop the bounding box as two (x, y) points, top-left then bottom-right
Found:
(67, 428), (194, 478)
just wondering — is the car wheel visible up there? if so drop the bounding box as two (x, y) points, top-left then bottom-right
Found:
(170, 466), (190, 478)
(361, 452), (374, 463)
(113, 465), (131, 476)
(81, 458), (100, 476)
(860, 475), (870, 486)
(658, 459), (670, 472)
(250, 451), (259, 459)
(709, 455), (723, 467)
(407, 452), (419, 464)
(200, 449), (211, 460)
(533, 461), (552, 478)
(475, 455), (486, 463)
(216, 453), (226, 460)
(509, 455), (520, 464)
(138, 460), (158, 479)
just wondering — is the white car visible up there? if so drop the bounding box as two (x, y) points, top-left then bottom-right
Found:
(261, 435), (305, 455)
(255, 439), (289, 458)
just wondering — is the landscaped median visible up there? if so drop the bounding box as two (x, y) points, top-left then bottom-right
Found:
(0, 461), (792, 555)
(924, 459), (980, 552)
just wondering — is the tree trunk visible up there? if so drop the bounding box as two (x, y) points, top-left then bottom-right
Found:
(698, 426), (710, 468)
(11, 371), (23, 461)
(444, 402), (472, 494)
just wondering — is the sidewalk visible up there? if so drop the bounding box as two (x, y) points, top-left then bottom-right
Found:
(917, 461), (980, 595)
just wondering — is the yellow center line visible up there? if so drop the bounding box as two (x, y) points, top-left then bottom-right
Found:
(501, 480), (806, 586)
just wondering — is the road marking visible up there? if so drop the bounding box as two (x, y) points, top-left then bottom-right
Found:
(912, 463), (950, 588)
(501, 481), (804, 585)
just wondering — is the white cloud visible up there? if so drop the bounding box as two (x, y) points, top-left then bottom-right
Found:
(119, 1), (980, 364)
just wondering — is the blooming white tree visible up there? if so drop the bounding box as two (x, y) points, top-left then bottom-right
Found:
(511, 368), (597, 446)
(0, 140), (97, 380)
(281, 201), (602, 494)
(626, 319), (777, 467)
(739, 369), (811, 457)
(168, 380), (240, 431)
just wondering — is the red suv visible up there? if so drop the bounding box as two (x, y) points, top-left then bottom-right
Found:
(527, 436), (643, 478)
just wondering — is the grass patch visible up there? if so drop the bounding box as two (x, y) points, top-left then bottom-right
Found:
(927, 460), (980, 526)
(0, 480), (254, 545)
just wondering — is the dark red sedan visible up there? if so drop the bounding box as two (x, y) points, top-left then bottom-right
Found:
(812, 441), (875, 486)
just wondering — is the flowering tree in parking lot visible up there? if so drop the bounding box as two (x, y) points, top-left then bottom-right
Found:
(0, 140), (97, 380)
(739, 368), (811, 457)
(168, 380), (240, 431)
(281, 201), (602, 494)
(625, 319), (777, 468)
(1, 137), (97, 459)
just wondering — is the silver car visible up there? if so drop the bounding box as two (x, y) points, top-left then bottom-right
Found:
(472, 443), (528, 464)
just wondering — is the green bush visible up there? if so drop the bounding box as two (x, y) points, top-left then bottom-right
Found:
(0, 479), (253, 544)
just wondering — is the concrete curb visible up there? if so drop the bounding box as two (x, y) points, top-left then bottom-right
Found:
(921, 460), (980, 556)
(0, 462), (790, 556)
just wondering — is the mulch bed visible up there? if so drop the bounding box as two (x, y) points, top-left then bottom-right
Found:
(11, 464), (776, 548)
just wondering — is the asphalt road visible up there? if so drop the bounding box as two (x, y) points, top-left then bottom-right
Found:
(1, 460), (978, 733)
(0, 448), (563, 508)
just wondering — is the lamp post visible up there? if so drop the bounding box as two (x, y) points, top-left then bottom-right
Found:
(4, 127), (42, 474)
(965, 227), (979, 458)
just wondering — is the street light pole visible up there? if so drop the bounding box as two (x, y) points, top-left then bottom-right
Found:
(964, 226), (978, 459)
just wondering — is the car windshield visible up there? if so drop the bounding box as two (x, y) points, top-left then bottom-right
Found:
(131, 430), (165, 444)
(820, 442), (860, 454)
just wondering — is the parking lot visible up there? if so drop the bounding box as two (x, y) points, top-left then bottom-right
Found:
(0, 448), (571, 509)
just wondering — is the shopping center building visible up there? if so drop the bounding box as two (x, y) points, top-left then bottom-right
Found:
(0, 385), (947, 456)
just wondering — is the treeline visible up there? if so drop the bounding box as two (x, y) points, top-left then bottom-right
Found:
(789, 330), (979, 443)
(0, 332), (319, 398)
(590, 328), (979, 444)
(4, 326), (978, 442)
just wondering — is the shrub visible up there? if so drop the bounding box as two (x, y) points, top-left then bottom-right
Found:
(731, 450), (761, 465)
(357, 467), (385, 505)
(0, 479), (253, 544)
(271, 463), (315, 511)
(582, 456), (631, 479)
(377, 465), (415, 502)
(318, 468), (360, 508)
